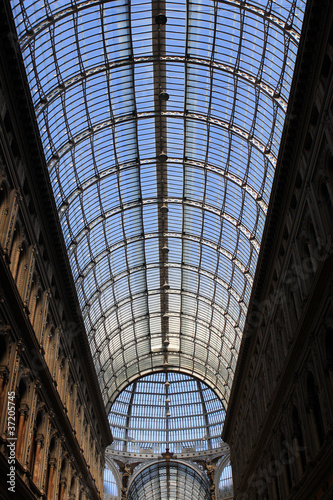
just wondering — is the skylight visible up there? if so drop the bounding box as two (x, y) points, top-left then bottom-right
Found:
(10, 0), (306, 410)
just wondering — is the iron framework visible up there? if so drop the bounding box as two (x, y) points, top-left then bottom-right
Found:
(127, 460), (211, 500)
(11, 0), (306, 409)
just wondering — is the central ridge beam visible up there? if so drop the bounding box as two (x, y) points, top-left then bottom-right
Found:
(152, 0), (169, 364)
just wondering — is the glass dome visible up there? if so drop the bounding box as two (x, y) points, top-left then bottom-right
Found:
(108, 372), (226, 457)
(127, 461), (211, 500)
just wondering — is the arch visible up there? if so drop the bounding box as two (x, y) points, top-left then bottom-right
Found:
(73, 231), (255, 291)
(34, 55), (289, 121)
(58, 457), (68, 500)
(57, 353), (67, 402)
(306, 372), (325, 451)
(47, 112), (277, 176)
(104, 458), (121, 497)
(104, 458), (120, 499)
(0, 181), (10, 248)
(320, 179), (333, 227)
(43, 318), (54, 361)
(217, 457), (233, 500)
(69, 475), (77, 498)
(0, 335), (9, 425)
(16, 240), (30, 299)
(18, 0), (301, 53)
(280, 433), (292, 494)
(315, 159), (333, 235)
(0, 332), (8, 365)
(298, 233), (315, 285)
(31, 408), (45, 484)
(266, 453), (281, 500)
(9, 221), (24, 280)
(45, 435), (57, 499)
(127, 460), (211, 500)
(28, 277), (40, 319)
(59, 161), (267, 220)
(45, 325), (59, 376)
(82, 263), (249, 318)
(16, 377), (29, 462)
(291, 405), (306, 476)
(107, 372), (227, 458)
(325, 327), (333, 372)
(67, 381), (75, 423)
(65, 197), (261, 256)
(29, 285), (44, 340)
(103, 360), (230, 414)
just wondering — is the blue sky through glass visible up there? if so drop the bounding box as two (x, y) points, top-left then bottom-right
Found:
(11, 0), (306, 410)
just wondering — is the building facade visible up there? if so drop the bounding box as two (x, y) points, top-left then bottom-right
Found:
(0, 2), (112, 497)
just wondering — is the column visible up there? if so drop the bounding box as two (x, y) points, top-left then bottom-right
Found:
(32, 433), (44, 484)
(47, 458), (57, 500)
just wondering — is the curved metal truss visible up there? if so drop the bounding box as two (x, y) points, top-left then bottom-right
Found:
(127, 460), (211, 500)
(11, 0), (306, 409)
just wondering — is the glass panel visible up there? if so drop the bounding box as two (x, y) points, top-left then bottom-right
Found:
(10, 0), (306, 411)
(108, 372), (225, 455)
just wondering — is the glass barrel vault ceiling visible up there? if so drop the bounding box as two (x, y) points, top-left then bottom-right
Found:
(11, 0), (306, 410)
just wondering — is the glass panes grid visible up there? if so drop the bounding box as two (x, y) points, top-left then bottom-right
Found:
(127, 461), (211, 500)
(108, 372), (225, 455)
(219, 463), (233, 499)
(10, 0), (306, 409)
(103, 465), (118, 499)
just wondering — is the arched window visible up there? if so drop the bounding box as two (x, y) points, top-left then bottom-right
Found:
(292, 406), (306, 477)
(0, 335), (8, 423)
(0, 183), (9, 249)
(30, 410), (44, 485)
(28, 280), (40, 322)
(16, 378), (28, 462)
(9, 224), (23, 280)
(268, 454), (280, 500)
(218, 461), (233, 499)
(319, 168), (333, 232)
(281, 434), (292, 494)
(301, 236), (314, 284)
(16, 242), (29, 299)
(46, 437), (57, 500)
(307, 372), (325, 451)
(58, 458), (67, 500)
(271, 478), (280, 500)
(43, 319), (52, 360)
(324, 327), (333, 406)
(103, 463), (119, 499)
(30, 287), (44, 341)
(326, 328), (333, 372)
(69, 476), (76, 498)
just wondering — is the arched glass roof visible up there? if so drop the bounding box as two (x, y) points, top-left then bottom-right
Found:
(108, 372), (226, 456)
(10, 0), (306, 409)
(127, 461), (211, 500)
